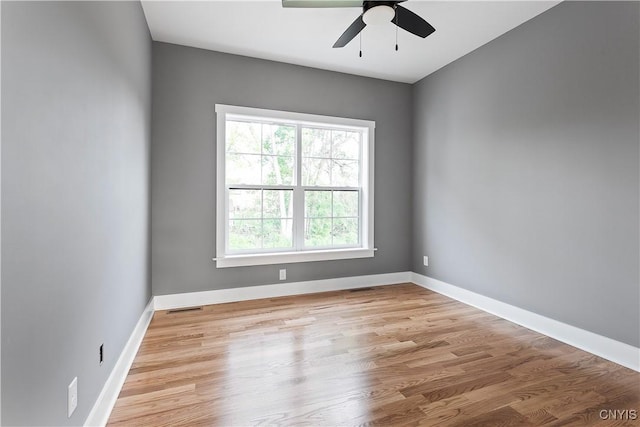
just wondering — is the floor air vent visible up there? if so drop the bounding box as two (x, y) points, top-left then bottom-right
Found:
(349, 287), (374, 292)
(166, 306), (203, 314)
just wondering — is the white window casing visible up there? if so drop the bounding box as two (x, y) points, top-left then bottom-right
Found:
(215, 104), (375, 268)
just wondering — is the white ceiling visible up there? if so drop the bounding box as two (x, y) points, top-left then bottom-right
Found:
(141, 0), (560, 83)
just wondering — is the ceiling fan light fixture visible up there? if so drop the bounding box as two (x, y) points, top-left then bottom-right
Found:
(362, 5), (395, 26)
(331, 1), (435, 49)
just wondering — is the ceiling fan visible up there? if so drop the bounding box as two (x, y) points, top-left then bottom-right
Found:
(282, 0), (435, 49)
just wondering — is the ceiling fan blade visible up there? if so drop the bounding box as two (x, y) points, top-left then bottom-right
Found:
(282, 0), (363, 8)
(333, 15), (366, 48)
(392, 5), (435, 38)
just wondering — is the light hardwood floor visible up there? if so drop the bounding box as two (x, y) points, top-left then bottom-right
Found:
(108, 283), (640, 426)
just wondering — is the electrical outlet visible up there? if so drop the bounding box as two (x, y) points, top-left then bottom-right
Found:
(423, 256), (429, 267)
(68, 377), (78, 418)
(99, 344), (104, 366)
(279, 269), (286, 280)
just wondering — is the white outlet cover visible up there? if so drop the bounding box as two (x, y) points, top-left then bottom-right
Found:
(68, 376), (78, 417)
(423, 256), (429, 267)
(279, 269), (286, 280)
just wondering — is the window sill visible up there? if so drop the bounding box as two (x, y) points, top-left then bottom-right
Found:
(214, 248), (375, 268)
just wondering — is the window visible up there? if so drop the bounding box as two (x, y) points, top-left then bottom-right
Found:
(215, 104), (375, 268)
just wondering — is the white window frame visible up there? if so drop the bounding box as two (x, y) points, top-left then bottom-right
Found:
(215, 104), (375, 268)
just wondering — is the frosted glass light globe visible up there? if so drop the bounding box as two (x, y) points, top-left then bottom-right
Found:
(362, 5), (395, 26)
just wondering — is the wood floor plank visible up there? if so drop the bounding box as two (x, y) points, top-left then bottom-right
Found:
(108, 283), (640, 426)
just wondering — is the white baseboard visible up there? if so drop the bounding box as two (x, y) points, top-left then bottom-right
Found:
(412, 273), (640, 372)
(84, 298), (155, 427)
(153, 271), (412, 311)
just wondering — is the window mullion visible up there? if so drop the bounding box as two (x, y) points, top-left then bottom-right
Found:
(260, 188), (265, 250)
(359, 131), (364, 247)
(229, 184), (294, 190)
(331, 190), (334, 247)
(294, 125), (304, 250)
(225, 187), (230, 255)
(300, 186), (359, 191)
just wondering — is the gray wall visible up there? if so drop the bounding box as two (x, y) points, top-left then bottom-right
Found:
(412, 1), (640, 347)
(0, 1), (3, 424)
(151, 43), (413, 296)
(1, 2), (152, 425)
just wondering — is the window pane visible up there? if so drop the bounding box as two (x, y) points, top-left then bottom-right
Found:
(333, 131), (361, 160)
(222, 110), (371, 258)
(263, 219), (293, 249)
(227, 153), (261, 185)
(302, 158), (331, 186)
(333, 191), (358, 217)
(229, 220), (261, 251)
(305, 218), (332, 247)
(302, 128), (331, 158)
(262, 155), (294, 185)
(263, 124), (295, 156)
(305, 191), (331, 218)
(333, 218), (358, 245)
(331, 159), (359, 187)
(226, 121), (261, 154)
(264, 190), (293, 219)
(229, 189), (261, 219)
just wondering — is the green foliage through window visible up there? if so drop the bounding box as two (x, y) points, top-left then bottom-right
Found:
(224, 114), (364, 253)
(304, 190), (359, 247)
